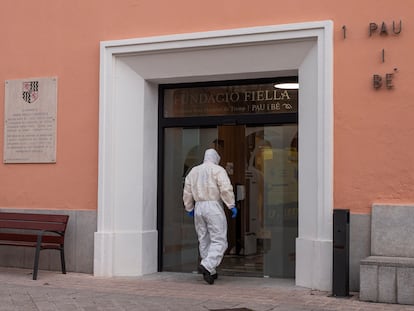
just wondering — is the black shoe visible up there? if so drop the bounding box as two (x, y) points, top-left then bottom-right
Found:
(203, 272), (214, 285)
(198, 264), (214, 285)
(198, 265), (218, 279)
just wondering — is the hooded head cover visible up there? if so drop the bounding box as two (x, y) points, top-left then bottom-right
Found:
(203, 148), (221, 165)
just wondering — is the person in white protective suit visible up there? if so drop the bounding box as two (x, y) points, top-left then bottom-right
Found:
(183, 148), (238, 285)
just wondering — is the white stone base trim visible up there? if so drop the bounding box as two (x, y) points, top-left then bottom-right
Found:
(296, 237), (333, 291)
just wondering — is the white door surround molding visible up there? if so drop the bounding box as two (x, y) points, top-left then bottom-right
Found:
(95, 21), (334, 290)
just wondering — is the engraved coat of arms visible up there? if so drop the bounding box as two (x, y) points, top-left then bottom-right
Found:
(22, 81), (39, 103)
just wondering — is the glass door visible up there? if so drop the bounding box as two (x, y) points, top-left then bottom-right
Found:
(247, 125), (298, 278)
(161, 124), (298, 278)
(162, 127), (218, 272)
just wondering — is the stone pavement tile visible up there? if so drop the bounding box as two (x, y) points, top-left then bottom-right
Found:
(2, 268), (414, 311)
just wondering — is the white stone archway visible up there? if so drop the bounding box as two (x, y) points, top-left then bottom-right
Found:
(95, 21), (333, 291)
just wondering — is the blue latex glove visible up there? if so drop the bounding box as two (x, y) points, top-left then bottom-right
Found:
(231, 207), (238, 218)
(187, 209), (194, 217)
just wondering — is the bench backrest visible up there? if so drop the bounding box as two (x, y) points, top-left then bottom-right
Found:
(0, 212), (69, 244)
(371, 204), (414, 258)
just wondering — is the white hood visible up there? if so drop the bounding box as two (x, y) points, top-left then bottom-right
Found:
(203, 148), (220, 165)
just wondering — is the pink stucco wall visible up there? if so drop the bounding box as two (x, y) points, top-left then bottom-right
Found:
(0, 0), (413, 213)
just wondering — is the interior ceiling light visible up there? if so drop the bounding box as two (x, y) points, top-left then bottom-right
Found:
(274, 83), (299, 89)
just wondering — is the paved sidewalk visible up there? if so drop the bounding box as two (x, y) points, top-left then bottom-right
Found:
(1, 267), (414, 311)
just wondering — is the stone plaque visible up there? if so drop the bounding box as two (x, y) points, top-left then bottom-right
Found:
(4, 77), (57, 163)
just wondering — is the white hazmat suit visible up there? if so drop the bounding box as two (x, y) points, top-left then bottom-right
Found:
(183, 148), (236, 280)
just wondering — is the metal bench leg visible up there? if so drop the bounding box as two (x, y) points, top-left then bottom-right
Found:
(33, 236), (42, 280)
(60, 247), (66, 274)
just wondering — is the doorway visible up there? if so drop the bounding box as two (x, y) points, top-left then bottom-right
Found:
(161, 122), (298, 278)
(97, 22), (333, 290)
(159, 78), (299, 278)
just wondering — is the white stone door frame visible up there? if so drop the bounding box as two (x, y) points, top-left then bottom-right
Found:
(95, 21), (334, 291)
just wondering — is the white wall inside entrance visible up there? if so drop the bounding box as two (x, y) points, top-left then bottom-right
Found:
(96, 21), (333, 290)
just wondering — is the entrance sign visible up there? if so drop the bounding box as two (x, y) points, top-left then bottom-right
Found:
(4, 77), (57, 163)
(164, 82), (298, 118)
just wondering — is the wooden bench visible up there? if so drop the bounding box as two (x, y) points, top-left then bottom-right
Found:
(0, 212), (69, 280)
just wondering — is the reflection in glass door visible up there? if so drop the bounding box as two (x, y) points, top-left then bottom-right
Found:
(248, 125), (298, 278)
(162, 124), (298, 278)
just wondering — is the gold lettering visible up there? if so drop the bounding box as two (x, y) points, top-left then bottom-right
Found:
(280, 90), (290, 99)
(230, 92), (240, 102)
(216, 93), (225, 103)
(208, 93), (216, 103)
(257, 91), (265, 101)
(270, 103), (280, 110)
(244, 91), (254, 102)
(199, 93), (209, 104)
(265, 90), (273, 101)
(190, 93), (199, 104)
(251, 104), (265, 112)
